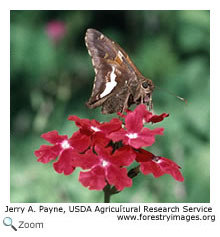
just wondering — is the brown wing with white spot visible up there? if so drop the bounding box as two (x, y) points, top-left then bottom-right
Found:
(85, 28), (138, 106)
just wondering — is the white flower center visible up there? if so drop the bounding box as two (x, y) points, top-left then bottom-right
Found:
(91, 126), (101, 132)
(101, 160), (108, 167)
(61, 140), (70, 149)
(152, 156), (161, 163)
(126, 133), (138, 139)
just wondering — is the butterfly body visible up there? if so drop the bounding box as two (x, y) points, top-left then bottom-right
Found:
(85, 28), (154, 114)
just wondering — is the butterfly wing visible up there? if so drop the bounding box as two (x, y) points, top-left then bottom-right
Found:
(85, 29), (138, 106)
(85, 28), (154, 114)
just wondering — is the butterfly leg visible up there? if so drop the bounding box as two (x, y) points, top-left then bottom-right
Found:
(121, 92), (131, 113)
(141, 95), (144, 104)
(148, 94), (154, 114)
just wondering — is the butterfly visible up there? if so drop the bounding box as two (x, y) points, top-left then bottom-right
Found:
(85, 28), (154, 114)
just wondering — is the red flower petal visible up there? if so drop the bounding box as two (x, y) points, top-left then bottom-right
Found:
(91, 132), (111, 147)
(153, 157), (184, 182)
(109, 127), (163, 149)
(106, 165), (132, 191)
(68, 115), (89, 126)
(135, 149), (154, 162)
(140, 156), (184, 182)
(110, 146), (136, 167)
(110, 104), (165, 149)
(41, 130), (68, 144)
(134, 104), (149, 117)
(69, 131), (90, 152)
(140, 159), (164, 177)
(68, 115), (96, 136)
(71, 116), (100, 130)
(147, 113), (169, 123)
(99, 118), (122, 134)
(69, 116), (121, 138)
(94, 145), (112, 161)
(79, 166), (106, 190)
(35, 144), (61, 163)
(108, 129), (127, 143)
(133, 104), (169, 124)
(125, 109), (143, 133)
(126, 127), (164, 149)
(72, 149), (99, 170)
(53, 149), (76, 175)
(138, 127), (164, 145)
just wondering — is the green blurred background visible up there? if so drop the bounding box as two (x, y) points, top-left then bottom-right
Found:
(10, 10), (210, 203)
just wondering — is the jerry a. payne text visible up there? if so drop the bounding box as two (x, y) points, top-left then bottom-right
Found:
(5, 205), (213, 215)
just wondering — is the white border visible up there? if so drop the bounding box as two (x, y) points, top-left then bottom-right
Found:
(1, 1), (219, 236)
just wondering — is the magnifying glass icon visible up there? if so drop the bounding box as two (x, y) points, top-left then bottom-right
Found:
(3, 217), (17, 231)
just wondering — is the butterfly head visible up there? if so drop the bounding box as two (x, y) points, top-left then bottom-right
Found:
(132, 77), (154, 110)
(141, 79), (154, 94)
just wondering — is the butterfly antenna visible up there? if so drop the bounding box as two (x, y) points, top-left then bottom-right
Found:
(155, 85), (187, 104)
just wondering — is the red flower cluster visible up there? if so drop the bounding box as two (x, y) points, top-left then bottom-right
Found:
(34, 104), (184, 191)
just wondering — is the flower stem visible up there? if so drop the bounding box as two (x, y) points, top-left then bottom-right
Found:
(103, 184), (111, 203)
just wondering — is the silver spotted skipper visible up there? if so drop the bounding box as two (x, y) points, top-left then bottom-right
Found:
(85, 28), (154, 114)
